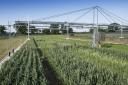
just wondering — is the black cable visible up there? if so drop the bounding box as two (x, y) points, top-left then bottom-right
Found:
(72, 8), (93, 22)
(96, 7), (112, 24)
(100, 7), (124, 24)
(98, 7), (116, 23)
(99, 7), (128, 24)
(100, 7), (128, 23)
(34, 6), (94, 21)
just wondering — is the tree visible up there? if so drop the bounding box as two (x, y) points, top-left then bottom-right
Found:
(30, 26), (37, 34)
(60, 24), (73, 34)
(61, 29), (67, 34)
(50, 24), (60, 34)
(15, 23), (27, 34)
(98, 28), (107, 32)
(0, 25), (6, 35)
(50, 24), (59, 29)
(60, 24), (66, 34)
(108, 23), (120, 32)
(51, 29), (60, 34)
(69, 28), (73, 33)
(43, 29), (50, 34)
(89, 27), (97, 33)
(90, 28), (93, 33)
(90, 27), (108, 33)
(60, 24), (66, 30)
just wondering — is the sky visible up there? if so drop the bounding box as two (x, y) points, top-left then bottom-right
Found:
(0, 0), (128, 25)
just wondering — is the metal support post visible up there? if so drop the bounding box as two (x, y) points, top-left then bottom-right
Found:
(27, 21), (30, 40)
(92, 7), (96, 48)
(120, 25), (124, 38)
(65, 22), (69, 39)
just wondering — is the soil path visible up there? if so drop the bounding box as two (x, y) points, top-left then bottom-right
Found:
(33, 38), (62, 85)
(42, 58), (61, 85)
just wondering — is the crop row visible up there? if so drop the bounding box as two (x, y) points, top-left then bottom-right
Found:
(35, 35), (128, 85)
(0, 39), (47, 85)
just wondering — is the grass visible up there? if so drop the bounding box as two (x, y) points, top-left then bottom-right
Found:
(1, 35), (128, 85)
(0, 36), (26, 60)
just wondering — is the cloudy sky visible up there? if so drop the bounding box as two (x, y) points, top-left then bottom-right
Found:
(0, 0), (128, 25)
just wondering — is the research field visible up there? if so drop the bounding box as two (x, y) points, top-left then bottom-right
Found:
(0, 35), (128, 85)
(34, 35), (128, 85)
(0, 38), (47, 85)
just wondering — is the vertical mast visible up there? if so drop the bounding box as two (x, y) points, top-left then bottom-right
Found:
(92, 7), (96, 48)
